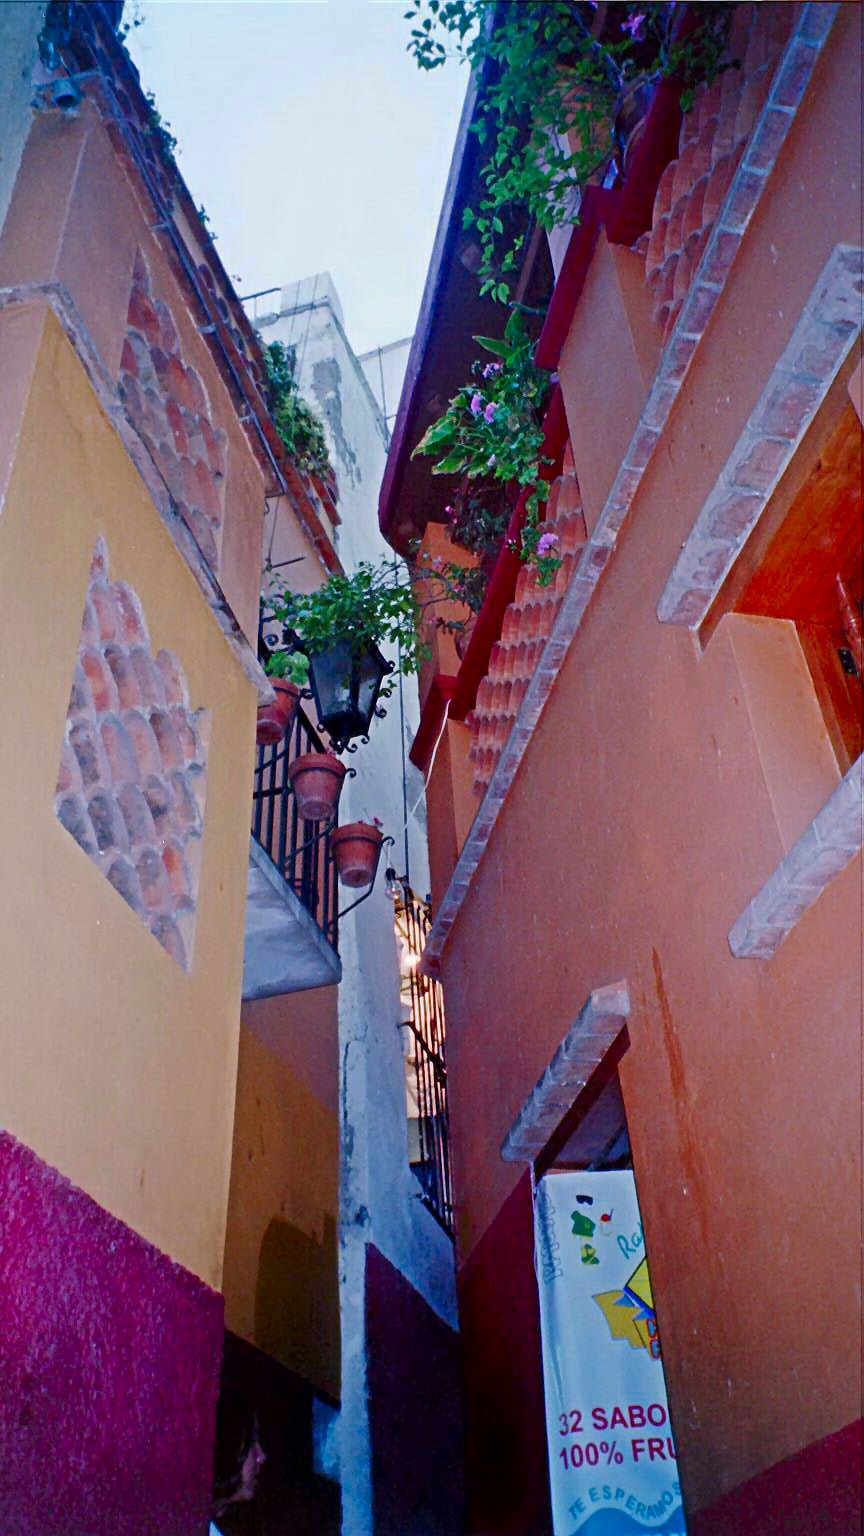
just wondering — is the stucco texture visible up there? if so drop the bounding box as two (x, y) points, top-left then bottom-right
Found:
(438, 7), (863, 1522)
(0, 99), (270, 643)
(0, 302), (256, 1288)
(0, 1131), (223, 1536)
(222, 1012), (340, 1399)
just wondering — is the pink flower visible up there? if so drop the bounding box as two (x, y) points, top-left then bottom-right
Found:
(430, 555), (445, 571)
(444, 504), (455, 519)
(483, 401), (498, 423)
(622, 11), (646, 38)
(469, 393), (483, 416)
(482, 362), (501, 379)
(536, 531), (560, 556)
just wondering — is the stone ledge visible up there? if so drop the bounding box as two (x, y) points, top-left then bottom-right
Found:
(729, 755), (862, 959)
(657, 243), (863, 628)
(500, 984), (630, 1163)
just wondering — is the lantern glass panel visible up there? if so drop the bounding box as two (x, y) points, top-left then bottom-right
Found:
(307, 639), (389, 746)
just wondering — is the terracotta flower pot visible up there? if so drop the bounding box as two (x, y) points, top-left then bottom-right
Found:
(287, 752), (347, 821)
(331, 821), (384, 889)
(256, 680), (300, 746)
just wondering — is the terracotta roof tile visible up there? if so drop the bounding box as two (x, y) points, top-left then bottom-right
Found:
(468, 475), (585, 794)
(640, 3), (793, 335)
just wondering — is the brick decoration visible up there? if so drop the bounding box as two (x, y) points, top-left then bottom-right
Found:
(421, 4), (839, 971)
(55, 539), (209, 969)
(728, 754), (862, 960)
(119, 254), (227, 573)
(501, 984), (630, 1163)
(657, 243), (863, 625)
(644, 3), (795, 337)
(467, 450), (587, 796)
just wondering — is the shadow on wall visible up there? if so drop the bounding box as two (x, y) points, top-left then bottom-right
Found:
(254, 1215), (340, 1401)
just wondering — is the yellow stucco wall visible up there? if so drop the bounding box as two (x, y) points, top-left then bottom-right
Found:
(223, 1010), (340, 1400)
(0, 303), (257, 1289)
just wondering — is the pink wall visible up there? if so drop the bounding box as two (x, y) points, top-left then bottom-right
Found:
(0, 1132), (223, 1534)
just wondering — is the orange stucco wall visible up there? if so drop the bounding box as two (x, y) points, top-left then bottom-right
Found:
(0, 303), (257, 1289)
(222, 991), (340, 1399)
(437, 10), (862, 1517)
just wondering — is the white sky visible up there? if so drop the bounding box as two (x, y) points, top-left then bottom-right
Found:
(128, 0), (469, 355)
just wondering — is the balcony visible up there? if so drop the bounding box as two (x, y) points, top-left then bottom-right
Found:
(243, 703), (342, 1000)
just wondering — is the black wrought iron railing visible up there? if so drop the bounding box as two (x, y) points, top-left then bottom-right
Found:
(397, 887), (454, 1237)
(251, 703), (339, 954)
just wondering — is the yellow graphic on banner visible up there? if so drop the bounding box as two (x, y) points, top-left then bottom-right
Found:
(592, 1256), (660, 1358)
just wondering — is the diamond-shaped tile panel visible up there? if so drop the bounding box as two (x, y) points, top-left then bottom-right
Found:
(55, 539), (210, 969)
(119, 253), (227, 574)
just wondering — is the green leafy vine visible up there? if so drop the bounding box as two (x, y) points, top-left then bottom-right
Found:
(406, 1), (736, 301)
(412, 310), (561, 585)
(263, 340), (332, 478)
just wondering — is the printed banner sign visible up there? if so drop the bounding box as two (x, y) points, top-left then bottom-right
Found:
(534, 1170), (686, 1536)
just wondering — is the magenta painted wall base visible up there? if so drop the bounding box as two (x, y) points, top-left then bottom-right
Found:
(365, 1243), (464, 1534)
(0, 1131), (223, 1536)
(458, 1174), (552, 1536)
(691, 1418), (863, 1536)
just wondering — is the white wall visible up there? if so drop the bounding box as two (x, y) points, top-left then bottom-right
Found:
(357, 335), (412, 441)
(254, 275), (456, 1536)
(0, 3), (45, 240)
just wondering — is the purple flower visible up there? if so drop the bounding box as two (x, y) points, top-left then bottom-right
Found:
(444, 504), (455, 519)
(482, 362), (501, 379)
(487, 454), (497, 467)
(536, 531), (560, 556)
(622, 11), (646, 38)
(469, 392), (483, 416)
(483, 401), (498, 423)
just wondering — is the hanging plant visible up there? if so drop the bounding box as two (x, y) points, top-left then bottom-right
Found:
(405, 1), (737, 302)
(412, 310), (562, 586)
(263, 548), (506, 704)
(443, 479), (512, 561)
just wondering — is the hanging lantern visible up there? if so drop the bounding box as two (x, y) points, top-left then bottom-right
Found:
(306, 639), (391, 752)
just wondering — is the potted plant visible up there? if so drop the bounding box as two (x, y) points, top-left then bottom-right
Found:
(256, 650), (304, 746)
(265, 562), (420, 752)
(331, 819), (385, 890)
(287, 751), (347, 822)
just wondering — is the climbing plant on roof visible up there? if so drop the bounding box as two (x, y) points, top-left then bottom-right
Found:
(263, 340), (333, 477)
(405, 1), (736, 303)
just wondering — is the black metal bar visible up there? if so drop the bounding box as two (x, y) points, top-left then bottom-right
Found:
(396, 886), (454, 1237)
(251, 700), (340, 956)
